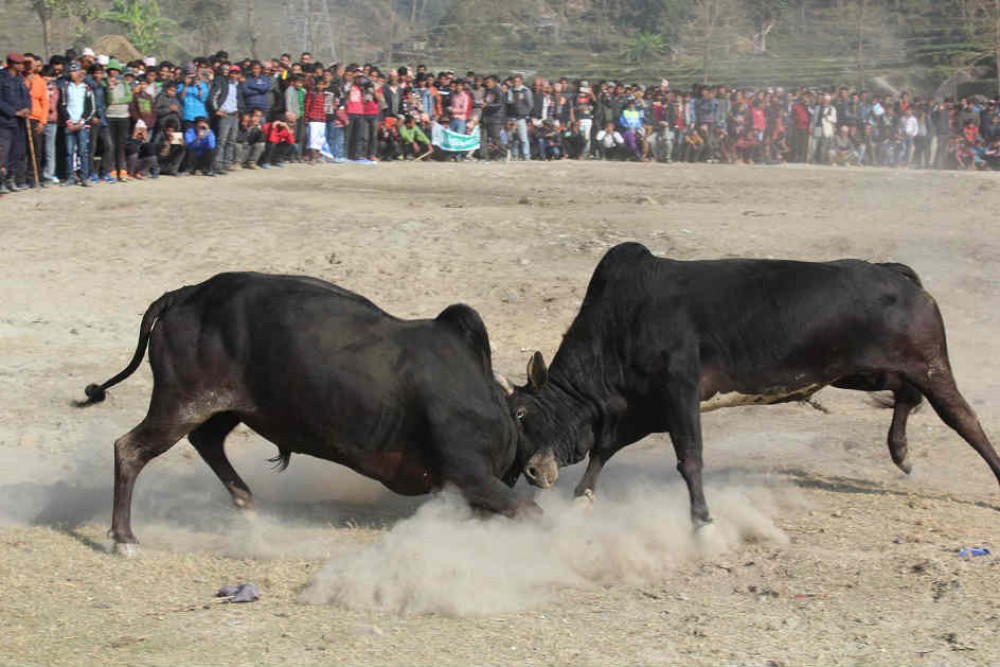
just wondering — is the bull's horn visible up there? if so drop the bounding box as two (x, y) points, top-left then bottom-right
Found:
(494, 372), (514, 395)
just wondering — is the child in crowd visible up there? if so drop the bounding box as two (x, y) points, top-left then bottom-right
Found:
(125, 120), (157, 178)
(157, 119), (186, 176)
(261, 119), (295, 168)
(235, 111), (266, 168)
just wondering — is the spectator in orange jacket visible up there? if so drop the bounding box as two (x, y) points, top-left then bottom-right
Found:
(20, 53), (48, 187)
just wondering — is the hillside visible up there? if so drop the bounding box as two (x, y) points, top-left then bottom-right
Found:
(1, 0), (997, 94)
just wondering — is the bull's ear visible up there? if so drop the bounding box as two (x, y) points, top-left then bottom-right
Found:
(527, 351), (548, 389)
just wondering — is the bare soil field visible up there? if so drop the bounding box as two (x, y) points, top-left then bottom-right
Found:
(0, 161), (997, 667)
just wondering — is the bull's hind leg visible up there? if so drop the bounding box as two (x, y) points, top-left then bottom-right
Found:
(904, 367), (1000, 487)
(833, 372), (922, 473)
(111, 386), (218, 552)
(887, 381), (922, 474)
(111, 418), (195, 552)
(188, 412), (254, 510)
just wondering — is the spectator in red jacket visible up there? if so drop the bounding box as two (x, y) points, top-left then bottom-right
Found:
(790, 92), (812, 163)
(261, 118), (294, 168)
(360, 72), (381, 162)
(303, 77), (328, 163)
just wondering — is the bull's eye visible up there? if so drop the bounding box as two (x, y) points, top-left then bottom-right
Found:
(514, 407), (527, 422)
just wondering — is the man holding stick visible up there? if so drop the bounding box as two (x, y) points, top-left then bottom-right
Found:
(21, 53), (47, 188)
(0, 52), (31, 194)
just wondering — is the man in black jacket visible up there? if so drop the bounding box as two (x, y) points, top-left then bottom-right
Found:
(0, 52), (32, 193)
(480, 75), (507, 160)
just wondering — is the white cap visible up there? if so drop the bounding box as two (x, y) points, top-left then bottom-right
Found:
(135, 119), (148, 130)
(97, 54), (109, 66)
(143, 56), (156, 67)
(82, 47), (96, 57)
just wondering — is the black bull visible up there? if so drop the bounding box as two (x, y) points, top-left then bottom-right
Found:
(77, 273), (534, 551)
(507, 243), (1000, 524)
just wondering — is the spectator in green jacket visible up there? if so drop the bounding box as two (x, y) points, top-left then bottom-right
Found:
(399, 115), (431, 159)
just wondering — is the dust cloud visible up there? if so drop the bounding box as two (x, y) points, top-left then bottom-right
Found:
(301, 472), (794, 616)
(0, 424), (795, 617)
(0, 424), (420, 560)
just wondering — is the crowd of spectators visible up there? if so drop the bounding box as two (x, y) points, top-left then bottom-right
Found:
(2, 46), (1000, 194)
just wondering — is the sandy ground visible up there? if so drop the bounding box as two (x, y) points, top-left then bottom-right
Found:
(0, 161), (997, 667)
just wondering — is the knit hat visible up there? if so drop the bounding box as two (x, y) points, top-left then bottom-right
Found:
(143, 56), (156, 67)
(106, 58), (123, 72)
(135, 119), (148, 130)
(97, 54), (110, 66)
(82, 47), (95, 57)
(69, 61), (81, 73)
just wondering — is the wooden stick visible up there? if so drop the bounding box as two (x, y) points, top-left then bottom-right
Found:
(25, 119), (40, 186)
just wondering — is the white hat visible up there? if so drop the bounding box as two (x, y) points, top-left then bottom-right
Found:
(135, 119), (148, 130)
(82, 47), (96, 57)
(97, 54), (109, 66)
(143, 56), (156, 67)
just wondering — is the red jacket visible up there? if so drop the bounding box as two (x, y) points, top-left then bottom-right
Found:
(263, 121), (294, 144)
(345, 85), (364, 115)
(362, 86), (380, 116)
(792, 103), (811, 131)
(304, 91), (326, 123)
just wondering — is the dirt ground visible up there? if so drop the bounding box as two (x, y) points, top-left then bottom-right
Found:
(0, 161), (997, 667)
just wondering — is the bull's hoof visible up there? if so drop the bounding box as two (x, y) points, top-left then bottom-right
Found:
(232, 494), (256, 512)
(573, 489), (595, 512)
(113, 542), (141, 558)
(895, 458), (913, 475)
(692, 514), (714, 531)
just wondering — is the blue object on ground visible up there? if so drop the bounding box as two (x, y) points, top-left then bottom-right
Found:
(958, 547), (991, 558)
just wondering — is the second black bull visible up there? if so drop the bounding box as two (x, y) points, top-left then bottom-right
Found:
(504, 243), (1000, 524)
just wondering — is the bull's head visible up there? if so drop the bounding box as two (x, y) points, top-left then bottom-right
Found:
(500, 351), (595, 489)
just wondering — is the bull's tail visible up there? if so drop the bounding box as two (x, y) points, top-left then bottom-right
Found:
(74, 288), (186, 407)
(878, 262), (923, 288)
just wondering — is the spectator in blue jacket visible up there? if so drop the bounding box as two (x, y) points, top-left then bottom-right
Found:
(177, 64), (209, 129)
(184, 115), (217, 176)
(240, 61), (272, 115)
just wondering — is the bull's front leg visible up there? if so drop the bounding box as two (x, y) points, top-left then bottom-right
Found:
(663, 379), (712, 528)
(447, 464), (542, 518)
(573, 453), (605, 501)
(573, 442), (629, 503)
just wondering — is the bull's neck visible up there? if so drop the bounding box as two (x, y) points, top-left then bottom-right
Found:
(549, 329), (621, 401)
(543, 340), (619, 462)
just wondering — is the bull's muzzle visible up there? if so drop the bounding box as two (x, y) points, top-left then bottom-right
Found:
(524, 452), (559, 488)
